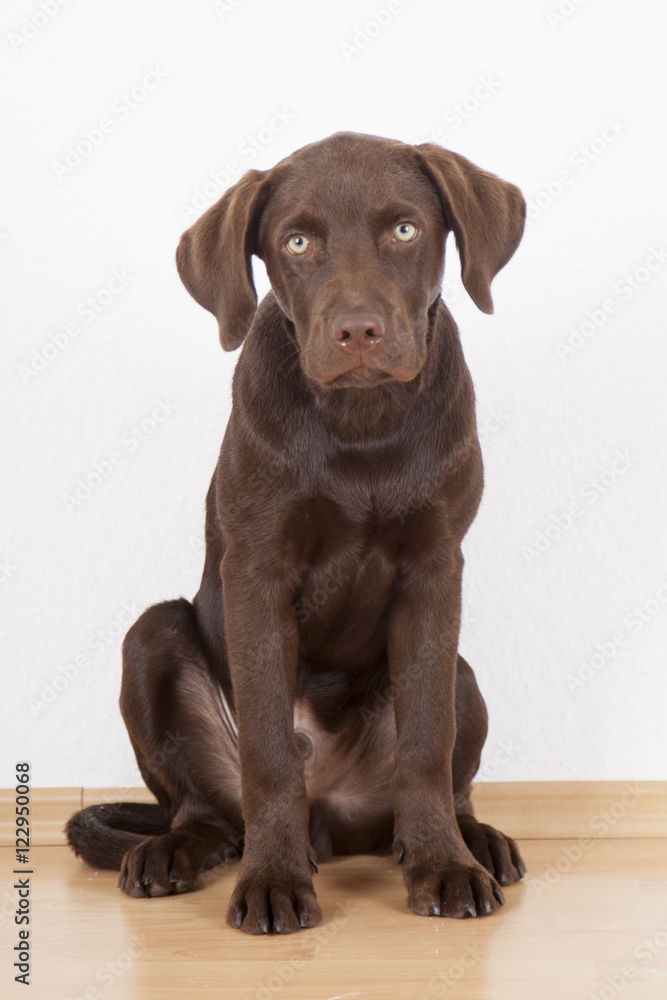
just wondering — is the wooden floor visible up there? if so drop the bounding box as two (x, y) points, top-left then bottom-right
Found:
(4, 835), (667, 999)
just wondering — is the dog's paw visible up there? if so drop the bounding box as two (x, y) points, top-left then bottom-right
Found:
(457, 817), (525, 886)
(395, 840), (506, 919)
(226, 858), (321, 934)
(119, 829), (240, 898)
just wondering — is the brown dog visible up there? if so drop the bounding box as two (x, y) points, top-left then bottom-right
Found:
(66, 132), (526, 935)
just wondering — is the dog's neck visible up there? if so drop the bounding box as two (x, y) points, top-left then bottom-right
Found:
(307, 378), (424, 443)
(294, 299), (442, 444)
(239, 295), (454, 449)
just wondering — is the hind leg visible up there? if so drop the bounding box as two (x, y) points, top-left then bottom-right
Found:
(452, 654), (525, 888)
(118, 598), (243, 897)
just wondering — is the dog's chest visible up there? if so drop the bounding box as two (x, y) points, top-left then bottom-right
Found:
(285, 493), (445, 662)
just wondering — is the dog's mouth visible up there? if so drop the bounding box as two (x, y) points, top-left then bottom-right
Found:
(315, 363), (418, 388)
(329, 365), (392, 387)
(314, 362), (421, 389)
(297, 317), (425, 389)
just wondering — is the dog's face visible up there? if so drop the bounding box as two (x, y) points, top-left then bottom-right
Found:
(258, 137), (446, 386)
(176, 132), (525, 388)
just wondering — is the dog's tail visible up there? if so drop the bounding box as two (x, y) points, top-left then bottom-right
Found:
(65, 802), (172, 871)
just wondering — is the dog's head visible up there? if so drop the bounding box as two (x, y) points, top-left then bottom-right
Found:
(176, 132), (525, 387)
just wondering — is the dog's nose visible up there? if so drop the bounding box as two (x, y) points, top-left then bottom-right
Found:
(330, 311), (385, 353)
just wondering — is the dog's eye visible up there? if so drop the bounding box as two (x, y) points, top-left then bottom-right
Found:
(286, 234), (310, 255)
(393, 222), (418, 242)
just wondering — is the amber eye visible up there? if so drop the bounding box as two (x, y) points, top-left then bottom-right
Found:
(393, 222), (418, 242)
(286, 234), (310, 255)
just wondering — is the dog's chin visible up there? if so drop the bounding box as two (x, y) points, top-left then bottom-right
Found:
(307, 363), (420, 390)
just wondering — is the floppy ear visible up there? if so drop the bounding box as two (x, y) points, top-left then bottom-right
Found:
(176, 169), (270, 350)
(414, 144), (525, 313)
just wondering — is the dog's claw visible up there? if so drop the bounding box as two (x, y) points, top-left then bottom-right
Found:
(309, 856), (318, 874)
(465, 901), (477, 918)
(257, 917), (269, 934)
(120, 876), (127, 891)
(169, 870), (179, 883)
(430, 902), (441, 916)
(493, 886), (505, 906)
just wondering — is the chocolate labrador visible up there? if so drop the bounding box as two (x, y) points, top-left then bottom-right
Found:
(66, 131), (526, 934)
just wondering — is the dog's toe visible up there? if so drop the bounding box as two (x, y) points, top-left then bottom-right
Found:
(118, 831), (223, 898)
(457, 817), (525, 885)
(226, 859), (321, 934)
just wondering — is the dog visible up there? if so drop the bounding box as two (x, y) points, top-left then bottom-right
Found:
(66, 131), (526, 935)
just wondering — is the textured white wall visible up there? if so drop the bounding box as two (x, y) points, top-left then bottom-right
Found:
(2, 0), (666, 788)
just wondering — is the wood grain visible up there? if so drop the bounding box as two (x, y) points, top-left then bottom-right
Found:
(1, 781), (666, 847)
(472, 780), (667, 839)
(3, 839), (667, 998)
(0, 787), (81, 848)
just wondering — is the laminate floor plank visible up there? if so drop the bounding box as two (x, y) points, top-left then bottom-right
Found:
(3, 839), (667, 999)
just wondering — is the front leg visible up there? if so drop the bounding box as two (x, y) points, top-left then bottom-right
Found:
(221, 551), (321, 935)
(388, 549), (504, 919)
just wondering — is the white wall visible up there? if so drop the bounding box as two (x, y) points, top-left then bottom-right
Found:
(3, 0), (666, 789)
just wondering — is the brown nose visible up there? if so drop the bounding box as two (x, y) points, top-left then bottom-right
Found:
(330, 311), (385, 353)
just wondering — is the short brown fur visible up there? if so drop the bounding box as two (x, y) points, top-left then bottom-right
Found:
(66, 132), (526, 934)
